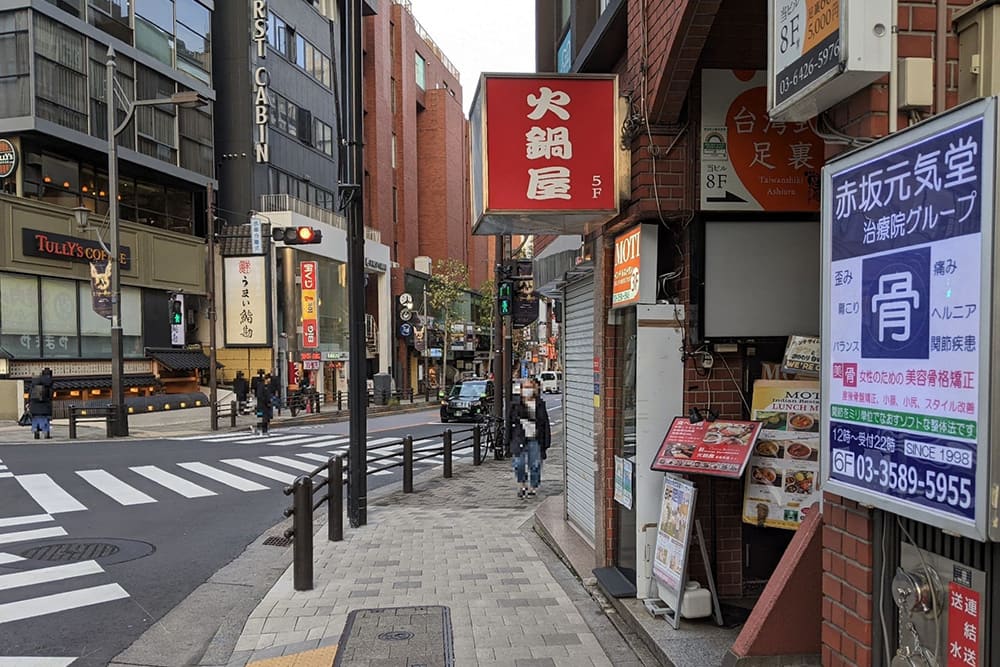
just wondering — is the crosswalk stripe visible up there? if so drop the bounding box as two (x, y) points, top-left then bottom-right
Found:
(15, 475), (86, 514)
(130, 466), (216, 498)
(303, 437), (350, 448)
(231, 434), (313, 445)
(0, 473), (11, 479)
(296, 453), (333, 463)
(169, 433), (251, 442)
(260, 456), (324, 474)
(220, 459), (297, 484)
(0, 527), (67, 546)
(366, 437), (402, 447)
(0, 583), (129, 625)
(0, 560), (104, 592)
(0, 658), (78, 666)
(0, 514), (53, 529)
(177, 462), (268, 492)
(0, 553), (25, 565)
(76, 470), (155, 506)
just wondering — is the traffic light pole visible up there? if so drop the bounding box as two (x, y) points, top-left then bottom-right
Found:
(206, 184), (218, 430)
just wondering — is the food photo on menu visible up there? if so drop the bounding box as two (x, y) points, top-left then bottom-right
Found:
(651, 416), (763, 478)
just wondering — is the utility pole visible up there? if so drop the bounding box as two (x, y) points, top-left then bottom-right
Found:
(342, 0), (367, 527)
(206, 184), (218, 429)
(501, 235), (513, 453)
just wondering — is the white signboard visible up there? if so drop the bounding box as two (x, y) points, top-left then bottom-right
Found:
(822, 98), (997, 540)
(652, 474), (696, 617)
(250, 215), (264, 254)
(224, 256), (269, 346)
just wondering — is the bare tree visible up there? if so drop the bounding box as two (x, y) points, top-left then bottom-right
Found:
(425, 258), (470, 390)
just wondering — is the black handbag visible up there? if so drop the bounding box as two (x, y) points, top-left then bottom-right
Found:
(18, 408), (31, 427)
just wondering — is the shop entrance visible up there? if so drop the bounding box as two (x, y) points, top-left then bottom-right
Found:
(613, 308), (638, 584)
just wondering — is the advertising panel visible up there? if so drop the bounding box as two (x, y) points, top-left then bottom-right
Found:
(822, 98), (997, 540)
(224, 256), (269, 346)
(471, 74), (620, 235)
(770, 0), (841, 111)
(701, 70), (824, 212)
(652, 475), (697, 606)
(300, 261), (318, 349)
(612, 226), (642, 307)
(651, 416), (763, 479)
(742, 380), (821, 529)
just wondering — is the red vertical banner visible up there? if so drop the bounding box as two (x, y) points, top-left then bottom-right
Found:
(947, 582), (980, 667)
(300, 261), (319, 348)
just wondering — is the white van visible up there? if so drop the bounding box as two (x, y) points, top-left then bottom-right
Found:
(537, 371), (562, 394)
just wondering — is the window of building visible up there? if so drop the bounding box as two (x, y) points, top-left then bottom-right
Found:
(33, 14), (88, 132)
(88, 43), (136, 147)
(179, 100), (213, 177)
(87, 0), (131, 43)
(391, 133), (397, 169)
(313, 117), (334, 156)
(79, 283), (143, 357)
(415, 52), (426, 89)
(41, 278), (79, 358)
(390, 77), (396, 115)
(267, 11), (288, 57)
(43, 0), (82, 17)
(1, 273), (40, 357)
(134, 0), (175, 66)
(392, 187), (398, 225)
(0, 11), (30, 119)
(176, 0), (211, 83)
(135, 65), (177, 163)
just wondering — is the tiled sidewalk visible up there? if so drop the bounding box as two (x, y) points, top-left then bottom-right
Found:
(228, 446), (620, 667)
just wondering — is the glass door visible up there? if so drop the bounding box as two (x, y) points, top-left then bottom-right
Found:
(614, 308), (638, 583)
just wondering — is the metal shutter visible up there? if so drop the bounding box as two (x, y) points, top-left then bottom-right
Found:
(563, 273), (596, 542)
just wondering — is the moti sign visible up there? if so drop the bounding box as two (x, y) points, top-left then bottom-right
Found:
(470, 74), (621, 235)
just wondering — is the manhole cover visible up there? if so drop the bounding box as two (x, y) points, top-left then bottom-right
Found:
(2, 538), (155, 570)
(334, 606), (453, 667)
(20, 542), (119, 562)
(263, 536), (292, 547)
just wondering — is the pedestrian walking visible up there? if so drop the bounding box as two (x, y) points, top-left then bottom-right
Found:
(267, 372), (282, 416)
(28, 367), (54, 440)
(233, 370), (249, 415)
(509, 378), (551, 498)
(255, 371), (273, 435)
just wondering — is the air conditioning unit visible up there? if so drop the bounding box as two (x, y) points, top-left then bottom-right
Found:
(414, 256), (432, 274)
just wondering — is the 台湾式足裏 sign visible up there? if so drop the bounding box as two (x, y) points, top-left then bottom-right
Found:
(701, 69), (825, 212)
(822, 98), (998, 540)
(470, 74), (620, 235)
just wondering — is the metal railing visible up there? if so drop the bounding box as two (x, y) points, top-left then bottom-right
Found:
(283, 424), (483, 590)
(258, 194), (382, 243)
(68, 404), (117, 439)
(391, 0), (461, 81)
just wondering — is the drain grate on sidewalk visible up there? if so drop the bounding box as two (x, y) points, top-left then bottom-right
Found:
(332, 605), (453, 667)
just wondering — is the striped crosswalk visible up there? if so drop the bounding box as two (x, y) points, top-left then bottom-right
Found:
(6, 433), (473, 515)
(0, 514), (130, 631)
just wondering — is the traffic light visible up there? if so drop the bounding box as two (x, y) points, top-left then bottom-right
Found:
(498, 281), (513, 317)
(271, 226), (323, 244)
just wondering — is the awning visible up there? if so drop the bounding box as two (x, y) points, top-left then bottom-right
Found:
(146, 348), (220, 371)
(27, 374), (162, 392)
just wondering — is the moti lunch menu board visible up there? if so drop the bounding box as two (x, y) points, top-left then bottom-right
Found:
(651, 417), (763, 478)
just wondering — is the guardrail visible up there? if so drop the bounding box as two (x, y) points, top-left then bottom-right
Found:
(282, 424), (483, 590)
(68, 404), (117, 439)
(334, 388), (416, 410)
(212, 400), (239, 431)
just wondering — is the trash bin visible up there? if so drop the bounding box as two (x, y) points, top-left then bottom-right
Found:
(373, 373), (392, 406)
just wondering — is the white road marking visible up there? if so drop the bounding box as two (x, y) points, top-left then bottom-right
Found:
(260, 456), (324, 474)
(231, 434), (313, 446)
(0, 560), (104, 592)
(130, 466), (216, 498)
(0, 514), (53, 529)
(0, 473), (11, 479)
(220, 459), (297, 484)
(0, 583), (129, 624)
(296, 453), (334, 463)
(0, 527), (66, 546)
(366, 437), (403, 447)
(0, 553), (26, 564)
(177, 462), (268, 492)
(14, 475), (86, 514)
(76, 470), (155, 506)
(302, 437), (350, 448)
(0, 658), (78, 666)
(169, 433), (251, 441)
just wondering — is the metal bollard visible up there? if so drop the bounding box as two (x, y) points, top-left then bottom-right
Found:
(443, 429), (453, 479)
(338, 390), (343, 411)
(105, 404), (115, 438)
(68, 405), (77, 440)
(409, 388), (414, 404)
(403, 435), (413, 493)
(230, 401), (237, 427)
(473, 424), (482, 466)
(291, 476), (314, 591)
(329, 455), (343, 542)
(315, 393), (321, 413)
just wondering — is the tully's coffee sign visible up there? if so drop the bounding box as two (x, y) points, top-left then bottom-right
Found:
(0, 138), (17, 179)
(22, 229), (132, 270)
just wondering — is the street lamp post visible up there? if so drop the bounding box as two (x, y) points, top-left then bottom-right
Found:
(104, 46), (207, 436)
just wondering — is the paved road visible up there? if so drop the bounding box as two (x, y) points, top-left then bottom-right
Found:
(0, 395), (563, 666)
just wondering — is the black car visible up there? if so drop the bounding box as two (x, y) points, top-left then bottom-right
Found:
(440, 379), (494, 423)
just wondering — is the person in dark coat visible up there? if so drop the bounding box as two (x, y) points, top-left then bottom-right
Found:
(28, 368), (54, 440)
(267, 373), (282, 416)
(255, 372), (273, 435)
(233, 371), (249, 415)
(509, 378), (551, 498)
